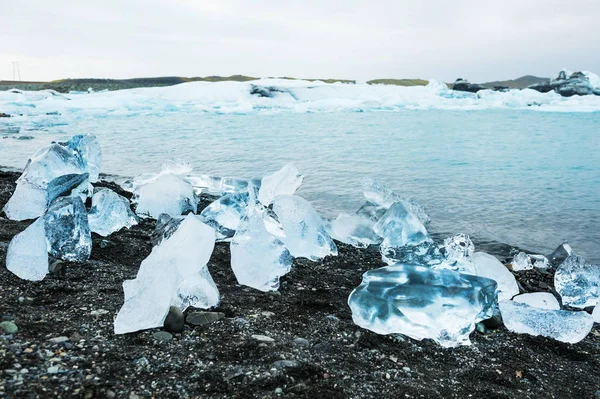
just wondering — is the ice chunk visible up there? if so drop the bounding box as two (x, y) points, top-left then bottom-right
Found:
(88, 188), (139, 237)
(47, 173), (89, 204)
(499, 300), (593, 344)
(471, 252), (519, 301)
(258, 164), (303, 206)
(63, 134), (102, 182)
(530, 254), (550, 269)
(114, 215), (218, 334)
(348, 264), (497, 347)
(134, 174), (198, 219)
(548, 242), (572, 266)
(362, 178), (430, 225)
(327, 213), (382, 248)
(511, 252), (533, 271)
(272, 195), (337, 260)
(43, 196), (92, 262)
(355, 202), (387, 222)
(151, 213), (184, 246)
(439, 234), (475, 270)
(2, 181), (48, 221)
(230, 204), (293, 291)
(200, 192), (249, 241)
(513, 293), (560, 310)
(186, 174), (261, 196)
(6, 219), (49, 281)
(554, 254), (600, 309)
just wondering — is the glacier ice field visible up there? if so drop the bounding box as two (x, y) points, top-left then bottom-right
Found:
(1, 79), (599, 262)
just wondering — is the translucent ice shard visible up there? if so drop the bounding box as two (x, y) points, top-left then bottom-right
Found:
(63, 134), (102, 182)
(272, 195), (337, 260)
(47, 173), (89, 204)
(513, 293), (560, 310)
(471, 252), (519, 301)
(114, 215), (218, 334)
(499, 300), (593, 343)
(6, 218), (49, 281)
(151, 213), (184, 246)
(200, 192), (250, 241)
(548, 242), (572, 266)
(88, 188), (139, 237)
(327, 213), (382, 248)
(554, 254), (600, 309)
(362, 178), (430, 225)
(3, 181), (49, 221)
(258, 164), (303, 206)
(186, 174), (261, 196)
(43, 196), (92, 262)
(511, 252), (533, 271)
(230, 203), (293, 291)
(348, 264), (498, 347)
(134, 174), (198, 219)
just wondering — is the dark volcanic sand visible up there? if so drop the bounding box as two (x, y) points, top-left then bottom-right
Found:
(0, 170), (598, 399)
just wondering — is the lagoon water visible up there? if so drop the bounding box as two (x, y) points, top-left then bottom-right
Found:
(1, 82), (599, 261)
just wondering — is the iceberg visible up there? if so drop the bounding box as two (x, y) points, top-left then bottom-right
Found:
(499, 300), (593, 344)
(272, 195), (337, 260)
(257, 163), (303, 206)
(513, 293), (560, 310)
(348, 264), (497, 347)
(43, 196), (92, 262)
(114, 214), (218, 334)
(6, 219), (49, 281)
(200, 192), (250, 241)
(511, 252), (533, 271)
(134, 173), (198, 219)
(471, 252), (519, 302)
(362, 178), (430, 225)
(88, 188), (139, 237)
(554, 254), (600, 309)
(327, 213), (382, 248)
(230, 202), (292, 291)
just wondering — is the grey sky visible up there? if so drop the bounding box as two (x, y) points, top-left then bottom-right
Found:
(2, 0), (599, 82)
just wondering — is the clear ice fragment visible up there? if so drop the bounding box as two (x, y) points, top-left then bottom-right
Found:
(511, 252), (533, 271)
(348, 264), (497, 347)
(272, 195), (337, 260)
(63, 134), (102, 182)
(548, 242), (572, 266)
(88, 188), (139, 237)
(43, 196), (92, 262)
(6, 218), (49, 281)
(258, 164), (303, 206)
(471, 252), (519, 302)
(327, 213), (382, 248)
(554, 254), (600, 309)
(134, 174), (198, 219)
(200, 192), (249, 241)
(499, 300), (593, 344)
(362, 178), (430, 225)
(152, 213), (184, 246)
(513, 293), (560, 310)
(114, 215), (218, 334)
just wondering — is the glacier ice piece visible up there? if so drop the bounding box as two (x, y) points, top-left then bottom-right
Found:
(471, 252), (519, 302)
(548, 242), (572, 266)
(6, 218), (49, 281)
(152, 213), (184, 246)
(327, 213), (382, 248)
(356, 202), (387, 222)
(593, 306), (599, 323)
(362, 178), (430, 225)
(258, 163), (303, 206)
(513, 293), (560, 310)
(186, 174), (261, 196)
(63, 134), (102, 182)
(348, 264), (497, 347)
(511, 252), (533, 271)
(231, 203), (293, 291)
(134, 173), (198, 219)
(200, 192), (249, 241)
(2, 180), (49, 221)
(554, 254), (600, 309)
(88, 188), (139, 237)
(530, 254), (550, 269)
(114, 215), (218, 334)
(499, 300), (593, 344)
(272, 195), (337, 260)
(43, 196), (92, 262)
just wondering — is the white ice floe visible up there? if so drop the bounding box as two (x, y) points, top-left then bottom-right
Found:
(470, 252), (519, 302)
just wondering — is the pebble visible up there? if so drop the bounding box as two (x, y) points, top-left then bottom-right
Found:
(47, 366), (59, 374)
(273, 360), (298, 369)
(18, 297), (34, 305)
(48, 336), (69, 344)
(152, 331), (173, 342)
(311, 342), (333, 354)
(91, 309), (109, 316)
(293, 337), (310, 348)
(186, 311), (225, 326)
(251, 334), (275, 343)
(0, 321), (18, 334)
(163, 306), (184, 333)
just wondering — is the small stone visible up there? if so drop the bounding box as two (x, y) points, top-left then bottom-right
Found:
(152, 331), (173, 342)
(311, 342), (333, 354)
(48, 336), (69, 344)
(90, 309), (109, 316)
(475, 322), (489, 334)
(47, 366), (59, 374)
(293, 338), (310, 348)
(0, 321), (18, 334)
(251, 334), (275, 343)
(273, 360), (298, 369)
(275, 388), (283, 394)
(163, 306), (184, 333)
(186, 311), (225, 326)
(106, 391), (116, 399)
(48, 259), (65, 274)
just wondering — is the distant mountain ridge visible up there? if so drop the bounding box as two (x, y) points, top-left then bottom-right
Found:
(480, 75), (550, 89)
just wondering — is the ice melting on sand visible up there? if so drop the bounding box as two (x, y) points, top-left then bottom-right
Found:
(348, 264), (498, 347)
(471, 252), (519, 301)
(114, 214), (218, 334)
(258, 164), (303, 206)
(43, 196), (92, 262)
(273, 195), (337, 260)
(134, 173), (198, 219)
(499, 300), (593, 344)
(6, 219), (49, 281)
(88, 188), (139, 237)
(554, 254), (600, 309)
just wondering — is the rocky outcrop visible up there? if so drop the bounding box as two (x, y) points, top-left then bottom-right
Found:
(529, 70), (600, 97)
(451, 79), (487, 93)
(0, 112), (10, 117)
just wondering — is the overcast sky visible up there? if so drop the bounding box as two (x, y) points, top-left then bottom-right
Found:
(2, 0), (599, 82)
